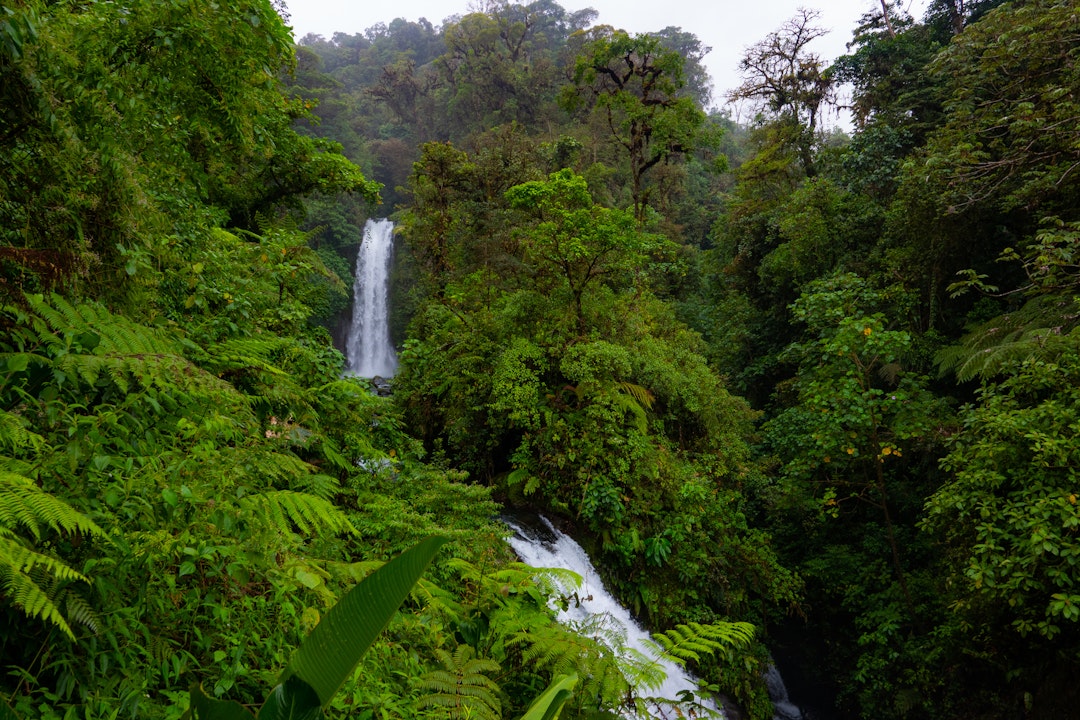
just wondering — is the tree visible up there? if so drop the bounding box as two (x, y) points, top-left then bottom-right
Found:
(564, 29), (714, 221)
(937, 219), (1080, 382)
(831, 6), (943, 135)
(653, 26), (714, 109)
(764, 274), (947, 618)
(913, 0), (1080, 216)
(923, 351), (1080, 716)
(0, 0), (377, 305)
(436, 6), (561, 137)
(728, 9), (834, 177)
(505, 169), (661, 333)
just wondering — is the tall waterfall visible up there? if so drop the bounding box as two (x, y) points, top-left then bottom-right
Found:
(345, 218), (397, 378)
(504, 515), (725, 720)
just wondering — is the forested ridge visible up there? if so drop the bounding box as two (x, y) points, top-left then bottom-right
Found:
(0, 0), (1078, 718)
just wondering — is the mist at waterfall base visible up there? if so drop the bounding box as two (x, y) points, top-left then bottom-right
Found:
(505, 515), (730, 719)
(345, 218), (398, 379)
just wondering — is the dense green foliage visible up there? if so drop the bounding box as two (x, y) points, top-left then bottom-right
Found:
(3, 0), (1080, 718)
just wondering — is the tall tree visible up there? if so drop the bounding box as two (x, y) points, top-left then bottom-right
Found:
(563, 29), (715, 221)
(728, 9), (834, 177)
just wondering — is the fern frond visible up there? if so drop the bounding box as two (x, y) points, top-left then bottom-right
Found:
(515, 625), (603, 676)
(643, 621), (756, 667)
(30, 293), (180, 356)
(239, 490), (356, 537)
(0, 536), (91, 639)
(13, 295), (248, 411)
(411, 576), (465, 616)
(936, 296), (1080, 381)
(0, 536), (88, 583)
(199, 337), (291, 378)
(290, 473), (340, 500)
(0, 563), (76, 639)
(615, 382), (654, 433)
(60, 586), (101, 636)
(0, 471), (104, 541)
(0, 410), (45, 456)
(617, 382), (655, 411)
(418, 645), (502, 720)
(219, 448), (316, 489)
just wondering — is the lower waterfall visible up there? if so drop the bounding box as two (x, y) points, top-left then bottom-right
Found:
(504, 515), (725, 719)
(345, 218), (397, 379)
(764, 664), (804, 720)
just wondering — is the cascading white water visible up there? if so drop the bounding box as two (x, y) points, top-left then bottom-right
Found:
(504, 515), (724, 720)
(345, 218), (398, 378)
(765, 665), (804, 720)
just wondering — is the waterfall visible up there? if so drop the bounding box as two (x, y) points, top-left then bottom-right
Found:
(504, 515), (725, 720)
(765, 665), (804, 720)
(345, 218), (397, 378)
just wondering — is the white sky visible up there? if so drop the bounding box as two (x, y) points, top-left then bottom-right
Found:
(284, 0), (928, 123)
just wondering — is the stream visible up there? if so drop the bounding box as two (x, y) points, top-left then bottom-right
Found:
(342, 219), (817, 720)
(504, 514), (811, 720)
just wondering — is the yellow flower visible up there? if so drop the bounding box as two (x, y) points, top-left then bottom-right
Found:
(863, 326), (872, 336)
(846, 447), (855, 455)
(881, 446), (893, 456)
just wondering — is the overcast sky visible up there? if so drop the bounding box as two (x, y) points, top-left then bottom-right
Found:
(284, 0), (928, 124)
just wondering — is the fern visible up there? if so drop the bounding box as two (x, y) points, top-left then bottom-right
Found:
(196, 337), (292, 379)
(0, 536), (87, 639)
(0, 410), (44, 456)
(0, 471), (104, 541)
(936, 302), (1080, 381)
(507, 614), (634, 713)
(0, 467), (104, 639)
(27, 292), (181, 356)
(5, 294), (249, 411)
(418, 645), (503, 720)
(291, 473), (340, 501)
(239, 489), (356, 537)
(643, 621), (756, 668)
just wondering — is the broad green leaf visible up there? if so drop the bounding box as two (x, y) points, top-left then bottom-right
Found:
(257, 675), (322, 720)
(3, 353), (30, 372)
(520, 673), (577, 720)
(187, 683), (255, 720)
(279, 535), (449, 706)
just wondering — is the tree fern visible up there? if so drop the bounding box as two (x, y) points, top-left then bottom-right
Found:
(418, 645), (503, 720)
(26, 292), (181, 356)
(615, 381), (654, 433)
(508, 616), (634, 713)
(935, 296), (1080, 381)
(4, 294), (249, 411)
(291, 473), (340, 501)
(0, 410), (44, 456)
